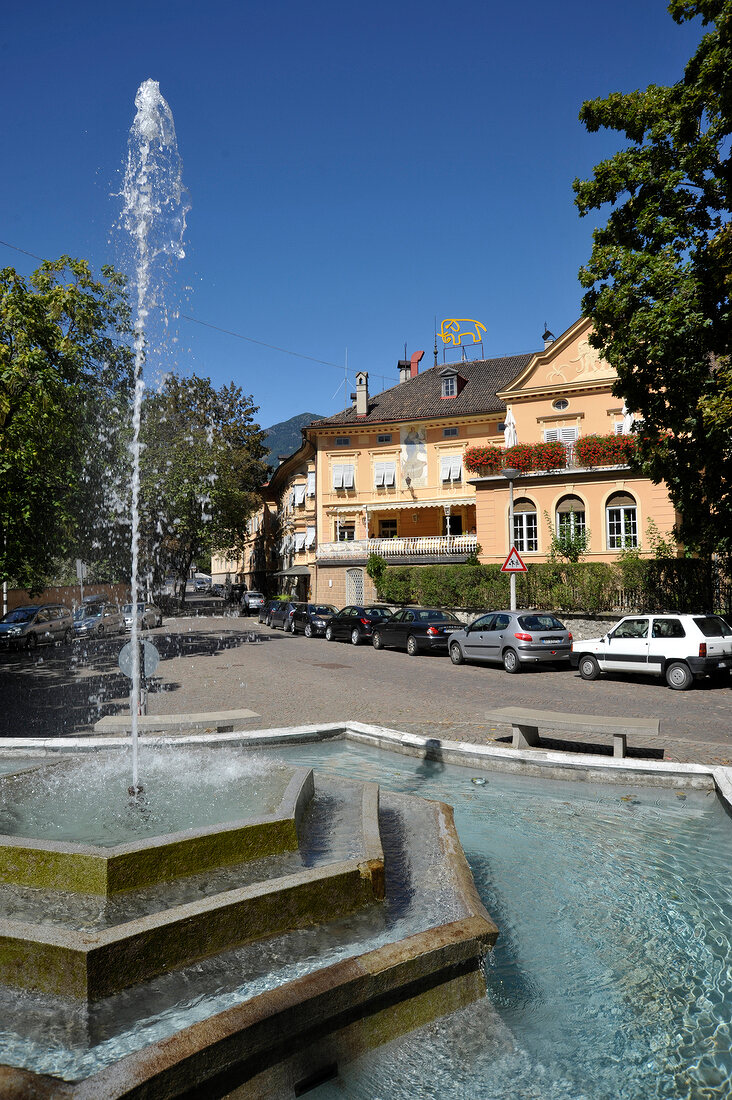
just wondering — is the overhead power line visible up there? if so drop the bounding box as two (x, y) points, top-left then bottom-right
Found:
(0, 236), (393, 389)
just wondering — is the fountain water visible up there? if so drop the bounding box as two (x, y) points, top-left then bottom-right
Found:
(118, 78), (190, 795)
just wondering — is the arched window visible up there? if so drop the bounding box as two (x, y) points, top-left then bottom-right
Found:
(513, 497), (538, 553)
(606, 492), (637, 549)
(556, 495), (586, 539)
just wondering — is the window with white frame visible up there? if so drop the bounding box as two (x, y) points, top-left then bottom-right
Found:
(606, 492), (638, 549)
(556, 495), (586, 538)
(294, 484), (306, 506)
(307, 471), (316, 496)
(440, 454), (462, 483)
(337, 522), (355, 541)
(513, 498), (538, 552)
(332, 463), (355, 490)
(442, 375), (457, 398)
(305, 526), (316, 547)
(613, 421), (624, 435)
(374, 461), (396, 487)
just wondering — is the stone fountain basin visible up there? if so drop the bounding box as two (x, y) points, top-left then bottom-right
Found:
(0, 781), (384, 1001)
(0, 765), (314, 896)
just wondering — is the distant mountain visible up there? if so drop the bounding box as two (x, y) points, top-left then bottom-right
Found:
(263, 412), (324, 465)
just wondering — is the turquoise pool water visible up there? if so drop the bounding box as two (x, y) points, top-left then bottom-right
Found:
(268, 741), (732, 1100)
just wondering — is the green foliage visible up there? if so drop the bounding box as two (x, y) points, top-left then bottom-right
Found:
(139, 374), (269, 600)
(645, 518), (680, 559)
(0, 257), (134, 592)
(374, 558), (711, 613)
(573, 0), (732, 557)
(366, 553), (387, 586)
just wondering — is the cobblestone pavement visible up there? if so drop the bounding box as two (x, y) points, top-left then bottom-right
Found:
(1, 612), (730, 767)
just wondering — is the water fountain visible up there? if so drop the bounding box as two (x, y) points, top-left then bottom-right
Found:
(0, 78), (731, 1099)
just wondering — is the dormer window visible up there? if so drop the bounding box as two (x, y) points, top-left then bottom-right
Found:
(442, 375), (457, 398)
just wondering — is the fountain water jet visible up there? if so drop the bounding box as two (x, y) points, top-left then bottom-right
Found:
(118, 78), (190, 793)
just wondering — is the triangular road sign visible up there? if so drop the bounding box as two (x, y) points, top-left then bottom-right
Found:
(501, 546), (527, 572)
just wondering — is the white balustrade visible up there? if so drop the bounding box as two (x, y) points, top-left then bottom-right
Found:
(316, 535), (478, 560)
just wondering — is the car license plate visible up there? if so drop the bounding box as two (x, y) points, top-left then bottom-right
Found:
(443, 627), (456, 633)
(542, 637), (562, 644)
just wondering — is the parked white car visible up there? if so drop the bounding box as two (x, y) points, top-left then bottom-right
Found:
(570, 613), (732, 690)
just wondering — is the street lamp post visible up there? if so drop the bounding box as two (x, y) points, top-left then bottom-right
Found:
(502, 467), (519, 611)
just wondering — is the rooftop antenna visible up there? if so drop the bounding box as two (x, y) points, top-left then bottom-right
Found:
(434, 316), (438, 367)
(344, 347), (348, 411)
(542, 322), (555, 346)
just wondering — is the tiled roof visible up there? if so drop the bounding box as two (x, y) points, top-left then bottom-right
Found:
(307, 353), (536, 428)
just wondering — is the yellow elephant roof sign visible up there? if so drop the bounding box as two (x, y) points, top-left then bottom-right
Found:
(440, 318), (486, 346)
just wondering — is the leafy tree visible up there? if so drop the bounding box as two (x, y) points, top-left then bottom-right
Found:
(574, 0), (731, 557)
(0, 257), (133, 591)
(139, 374), (269, 602)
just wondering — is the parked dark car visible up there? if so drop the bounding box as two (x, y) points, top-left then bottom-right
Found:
(448, 610), (572, 672)
(371, 607), (462, 655)
(325, 605), (393, 645)
(73, 599), (125, 638)
(228, 584), (247, 603)
(258, 599), (280, 626)
(0, 604), (74, 651)
(269, 600), (305, 632)
(292, 603), (338, 637)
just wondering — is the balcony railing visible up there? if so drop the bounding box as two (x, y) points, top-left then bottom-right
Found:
(316, 534), (478, 560)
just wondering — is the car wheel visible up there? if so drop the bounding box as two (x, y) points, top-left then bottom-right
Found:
(666, 661), (693, 690)
(26, 633), (37, 651)
(372, 630), (383, 650)
(63, 629), (72, 646)
(350, 628), (361, 646)
(450, 642), (465, 665)
(502, 648), (520, 673)
(97, 625), (104, 636)
(578, 654), (600, 681)
(406, 634), (419, 657)
(325, 625), (335, 642)
(289, 618), (296, 634)
(304, 623), (313, 638)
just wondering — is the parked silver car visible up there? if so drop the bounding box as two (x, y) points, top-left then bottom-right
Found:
(0, 604), (74, 651)
(73, 600), (125, 638)
(121, 602), (163, 630)
(448, 610), (572, 672)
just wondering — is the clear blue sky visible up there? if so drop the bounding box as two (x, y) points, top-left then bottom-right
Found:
(1, 1), (702, 429)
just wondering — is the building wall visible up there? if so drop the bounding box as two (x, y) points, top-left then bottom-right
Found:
(314, 565), (377, 605)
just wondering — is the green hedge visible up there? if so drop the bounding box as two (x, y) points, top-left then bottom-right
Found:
(374, 559), (713, 614)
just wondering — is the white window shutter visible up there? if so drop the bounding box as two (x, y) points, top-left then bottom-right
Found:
(343, 465), (355, 489)
(306, 526), (316, 547)
(560, 427), (579, 443)
(440, 456), (451, 482)
(332, 464), (343, 489)
(295, 484), (306, 505)
(614, 421), (624, 435)
(451, 456), (462, 480)
(384, 462), (396, 486)
(544, 428), (559, 443)
(295, 532), (306, 551)
(374, 462), (385, 487)
(307, 472), (316, 495)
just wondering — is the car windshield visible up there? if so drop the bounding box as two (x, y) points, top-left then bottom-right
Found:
(249, 593), (263, 599)
(74, 606), (100, 620)
(365, 607), (392, 618)
(519, 614), (564, 631)
(694, 616), (732, 638)
(2, 608), (37, 624)
(417, 610), (459, 622)
(310, 605), (336, 614)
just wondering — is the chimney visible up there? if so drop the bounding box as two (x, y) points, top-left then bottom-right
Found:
(410, 349), (424, 377)
(398, 359), (411, 384)
(355, 371), (369, 417)
(542, 324), (555, 350)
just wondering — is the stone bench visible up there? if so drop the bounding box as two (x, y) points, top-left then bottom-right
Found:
(485, 707), (661, 758)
